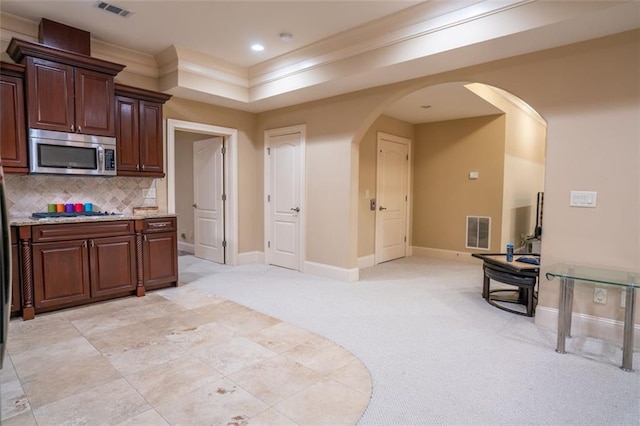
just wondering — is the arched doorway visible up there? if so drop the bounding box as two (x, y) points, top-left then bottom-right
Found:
(357, 82), (546, 268)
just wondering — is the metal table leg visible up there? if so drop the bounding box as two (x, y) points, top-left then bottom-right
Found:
(566, 278), (574, 338)
(557, 277), (567, 353)
(556, 277), (574, 354)
(621, 287), (636, 372)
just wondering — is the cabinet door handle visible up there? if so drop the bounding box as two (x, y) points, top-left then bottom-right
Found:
(77, 125), (82, 133)
(83, 240), (87, 247)
(141, 165), (145, 171)
(136, 165), (140, 171)
(149, 222), (169, 228)
(143, 235), (148, 242)
(70, 124), (75, 132)
(90, 240), (94, 248)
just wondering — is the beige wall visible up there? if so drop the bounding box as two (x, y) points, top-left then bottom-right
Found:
(162, 97), (261, 254)
(469, 85), (547, 247)
(413, 115), (506, 252)
(257, 93), (400, 269)
(358, 115), (414, 258)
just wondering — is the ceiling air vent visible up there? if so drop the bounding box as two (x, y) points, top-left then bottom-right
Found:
(466, 216), (491, 250)
(94, 1), (133, 18)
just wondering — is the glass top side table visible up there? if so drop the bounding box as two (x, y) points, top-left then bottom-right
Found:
(546, 263), (639, 371)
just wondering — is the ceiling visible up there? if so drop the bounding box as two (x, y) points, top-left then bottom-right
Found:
(1, 1), (639, 123)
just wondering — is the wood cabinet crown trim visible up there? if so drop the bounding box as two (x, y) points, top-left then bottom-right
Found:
(7, 38), (125, 75)
(115, 83), (172, 104)
(0, 61), (26, 77)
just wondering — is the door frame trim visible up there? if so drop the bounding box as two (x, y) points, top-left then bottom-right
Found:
(264, 124), (306, 271)
(374, 132), (412, 265)
(167, 119), (238, 265)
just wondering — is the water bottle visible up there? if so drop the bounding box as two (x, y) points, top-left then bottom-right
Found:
(506, 243), (514, 262)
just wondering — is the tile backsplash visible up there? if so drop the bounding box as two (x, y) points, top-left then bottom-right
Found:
(5, 174), (158, 217)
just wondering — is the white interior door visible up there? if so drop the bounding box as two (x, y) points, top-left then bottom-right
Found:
(265, 127), (305, 270)
(193, 137), (224, 263)
(375, 134), (410, 264)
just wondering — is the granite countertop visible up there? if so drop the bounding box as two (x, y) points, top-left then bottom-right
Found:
(10, 212), (177, 226)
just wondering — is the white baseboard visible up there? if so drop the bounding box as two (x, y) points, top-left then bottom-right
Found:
(178, 241), (194, 254)
(535, 306), (640, 349)
(237, 251), (264, 265)
(411, 246), (477, 263)
(304, 261), (359, 282)
(358, 254), (375, 269)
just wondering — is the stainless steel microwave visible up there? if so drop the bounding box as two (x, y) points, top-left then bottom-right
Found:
(29, 129), (117, 176)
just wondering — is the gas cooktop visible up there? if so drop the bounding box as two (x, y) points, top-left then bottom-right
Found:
(31, 212), (122, 219)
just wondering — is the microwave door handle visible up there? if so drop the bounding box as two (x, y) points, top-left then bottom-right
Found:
(98, 147), (104, 173)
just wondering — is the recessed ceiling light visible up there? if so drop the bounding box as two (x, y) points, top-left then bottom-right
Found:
(279, 32), (293, 42)
(251, 44), (265, 52)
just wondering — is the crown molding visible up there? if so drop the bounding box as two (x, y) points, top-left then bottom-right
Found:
(247, 0), (532, 86)
(92, 39), (158, 78)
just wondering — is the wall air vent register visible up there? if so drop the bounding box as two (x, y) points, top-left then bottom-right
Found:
(466, 216), (491, 250)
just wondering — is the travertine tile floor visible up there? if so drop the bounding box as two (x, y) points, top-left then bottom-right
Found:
(0, 286), (371, 425)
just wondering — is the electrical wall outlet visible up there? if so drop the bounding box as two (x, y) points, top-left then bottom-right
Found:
(621, 290), (626, 308)
(594, 287), (607, 304)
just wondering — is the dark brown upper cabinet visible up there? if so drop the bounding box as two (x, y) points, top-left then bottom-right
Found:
(0, 62), (28, 173)
(7, 38), (125, 137)
(115, 84), (172, 177)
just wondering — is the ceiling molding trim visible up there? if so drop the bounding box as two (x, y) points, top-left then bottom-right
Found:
(247, 0), (480, 78)
(0, 12), (38, 42)
(147, 0), (539, 104)
(479, 84), (547, 126)
(91, 39), (159, 78)
(176, 60), (249, 89)
(248, 0), (533, 87)
(156, 45), (249, 89)
(170, 67), (250, 104)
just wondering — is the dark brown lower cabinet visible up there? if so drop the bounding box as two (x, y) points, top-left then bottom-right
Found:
(142, 217), (178, 290)
(90, 235), (137, 298)
(11, 239), (21, 315)
(13, 217), (177, 319)
(33, 239), (91, 309)
(29, 220), (138, 313)
(33, 236), (137, 310)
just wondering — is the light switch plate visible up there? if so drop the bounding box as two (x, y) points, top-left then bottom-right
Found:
(570, 190), (597, 208)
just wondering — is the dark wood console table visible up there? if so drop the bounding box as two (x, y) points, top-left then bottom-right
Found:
(472, 253), (540, 316)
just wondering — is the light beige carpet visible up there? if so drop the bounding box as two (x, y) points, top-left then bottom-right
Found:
(181, 254), (640, 425)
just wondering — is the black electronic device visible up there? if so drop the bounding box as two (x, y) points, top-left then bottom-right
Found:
(534, 191), (543, 237)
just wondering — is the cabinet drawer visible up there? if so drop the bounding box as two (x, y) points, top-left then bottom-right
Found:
(142, 217), (176, 233)
(32, 220), (135, 243)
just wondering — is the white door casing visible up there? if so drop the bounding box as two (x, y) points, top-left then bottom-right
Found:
(264, 125), (306, 271)
(375, 132), (411, 264)
(193, 137), (224, 263)
(167, 119), (238, 265)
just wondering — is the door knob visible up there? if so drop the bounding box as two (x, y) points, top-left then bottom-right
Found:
(379, 206), (387, 211)
(291, 207), (300, 213)
(192, 203), (198, 208)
